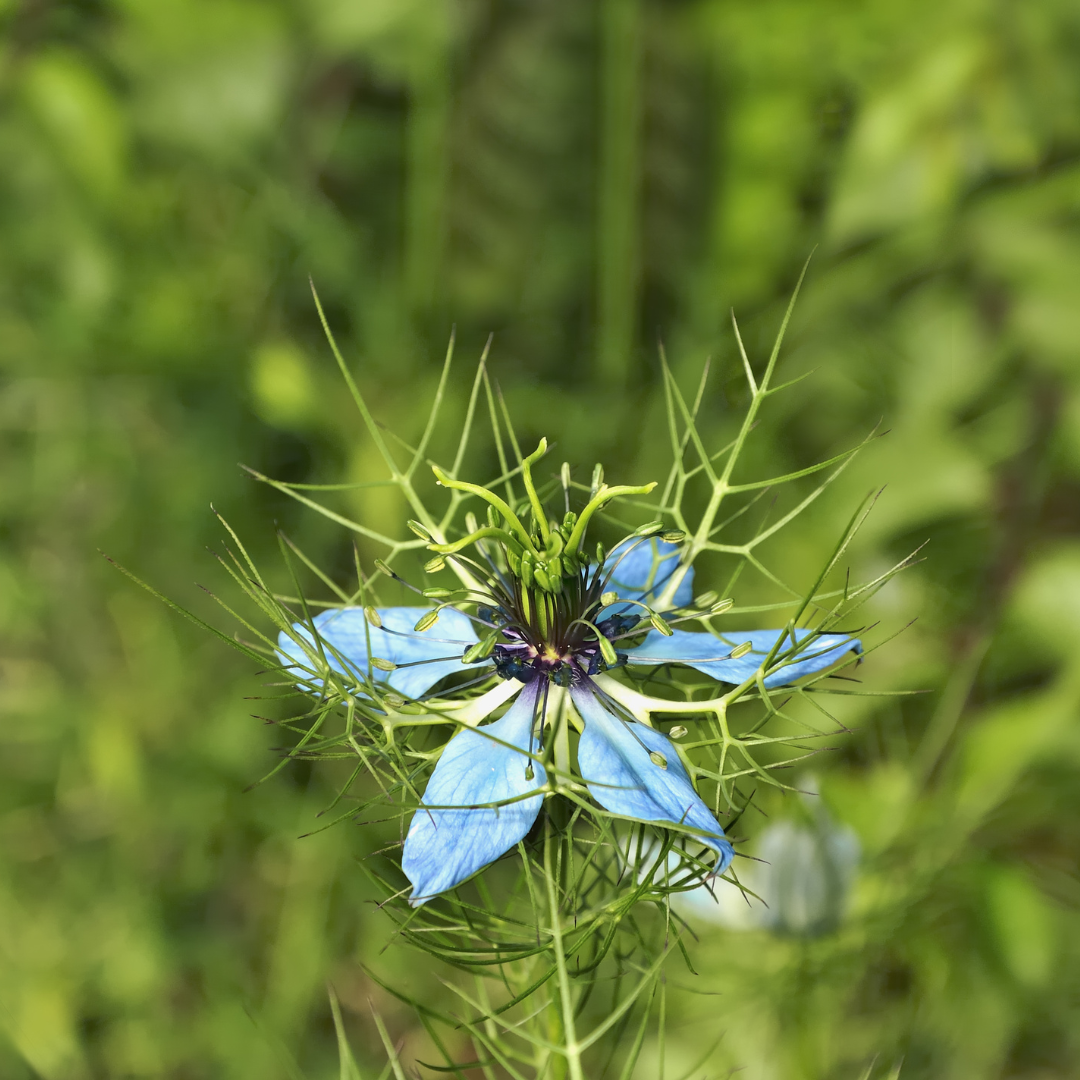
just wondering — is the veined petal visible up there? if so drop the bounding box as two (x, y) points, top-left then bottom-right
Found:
(624, 627), (860, 688)
(278, 606), (479, 699)
(403, 680), (545, 904)
(571, 684), (732, 871)
(601, 538), (693, 615)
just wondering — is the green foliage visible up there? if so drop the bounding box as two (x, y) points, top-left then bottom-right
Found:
(2, 0), (1080, 1077)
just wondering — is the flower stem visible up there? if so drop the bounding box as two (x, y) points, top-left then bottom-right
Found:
(544, 821), (585, 1080)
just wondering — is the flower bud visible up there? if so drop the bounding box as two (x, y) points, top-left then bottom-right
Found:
(601, 591), (618, 607)
(413, 610), (440, 632)
(731, 640), (753, 659)
(364, 606), (382, 628)
(650, 614), (673, 636)
(371, 657), (396, 671)
(661, 530), (686, 544)
(407, 519), (431, 540)
(373, 559), (393, 577)
(632, 520), (665, 538)
(648, 751), (668, 769)
(424, 555), (446, 574)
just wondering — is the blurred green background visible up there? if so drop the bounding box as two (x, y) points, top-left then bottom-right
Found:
(3, 0), (1080, 1076)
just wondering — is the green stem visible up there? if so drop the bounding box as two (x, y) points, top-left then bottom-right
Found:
(545, 821), (585, 1080)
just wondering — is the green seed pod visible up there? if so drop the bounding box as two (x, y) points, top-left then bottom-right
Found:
(413, 610), (440, 633)
(364, 606), (382, 628)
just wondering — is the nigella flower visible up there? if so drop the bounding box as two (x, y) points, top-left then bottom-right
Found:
(279, 441), (860, 905)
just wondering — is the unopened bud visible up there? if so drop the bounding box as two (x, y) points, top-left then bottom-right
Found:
(371, 657), (396, 672)
(423, 587), (452, 599)
(413, 610), (440, 633)
(731, 640), (753, 660)
(601, 591), (618, 607)
(407, 519), (431, 540)
(711, 598), (734, 615)
(649, 751), (668, 769)
(384, 693), (405, 709)
(595, 542), (606, 564)
(364, 606), (382, 628)
(561, 461), (571, 489)
(424, 555), (446, 574)
(373, 559), (393, 577)
(650, 614), (673, 636)
(533, 565), (553, 592)
(661, 530), (686, 544)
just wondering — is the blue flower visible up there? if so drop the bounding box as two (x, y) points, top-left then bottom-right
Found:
(281, 468), (861, 905)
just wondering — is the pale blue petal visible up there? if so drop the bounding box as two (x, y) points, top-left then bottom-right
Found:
(600, 538), (694, 616)
(624, 627), (860, 688)
(278, 606), (480, 699)
(571, 684), (732, 871)
(403, 681), (546, 904)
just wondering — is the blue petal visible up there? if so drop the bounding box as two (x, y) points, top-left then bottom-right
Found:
(624, 627), (860, 688)
(571, 684), (732, 871)
(278, 606), (480, 699)
(403, 681), (546, 904)
(600, 538), (694, 615)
